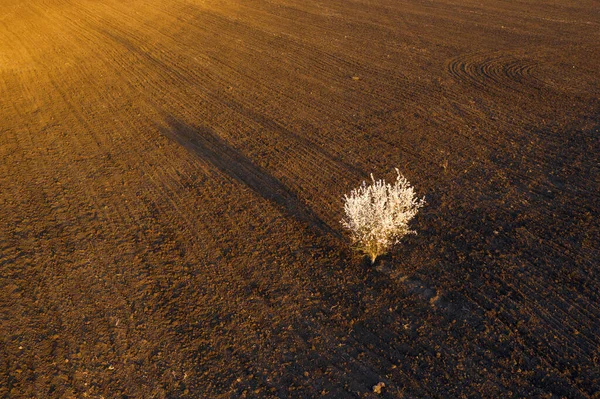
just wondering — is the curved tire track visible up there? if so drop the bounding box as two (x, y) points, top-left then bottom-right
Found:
(447, 52), (546, 94)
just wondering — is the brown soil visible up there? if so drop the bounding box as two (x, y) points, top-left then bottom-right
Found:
(1, 0), (598, 397)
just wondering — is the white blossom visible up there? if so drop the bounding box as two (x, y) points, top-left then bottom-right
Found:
(341, 169), (425, 263)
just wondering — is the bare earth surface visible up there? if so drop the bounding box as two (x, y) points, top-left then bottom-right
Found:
(1, 0), (599, 397)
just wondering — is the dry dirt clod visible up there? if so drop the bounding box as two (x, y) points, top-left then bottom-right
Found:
(373, 382), (385, 394)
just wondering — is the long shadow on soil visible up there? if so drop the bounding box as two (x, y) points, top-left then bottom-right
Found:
(159, 116), (339, 239)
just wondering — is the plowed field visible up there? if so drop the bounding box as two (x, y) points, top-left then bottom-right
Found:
(1, 0), (599, 397)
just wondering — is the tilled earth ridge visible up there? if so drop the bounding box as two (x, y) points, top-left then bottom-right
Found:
(1, 0), (598, 397)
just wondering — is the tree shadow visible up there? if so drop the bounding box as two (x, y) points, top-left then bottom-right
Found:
(158, 116), (340, 240)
